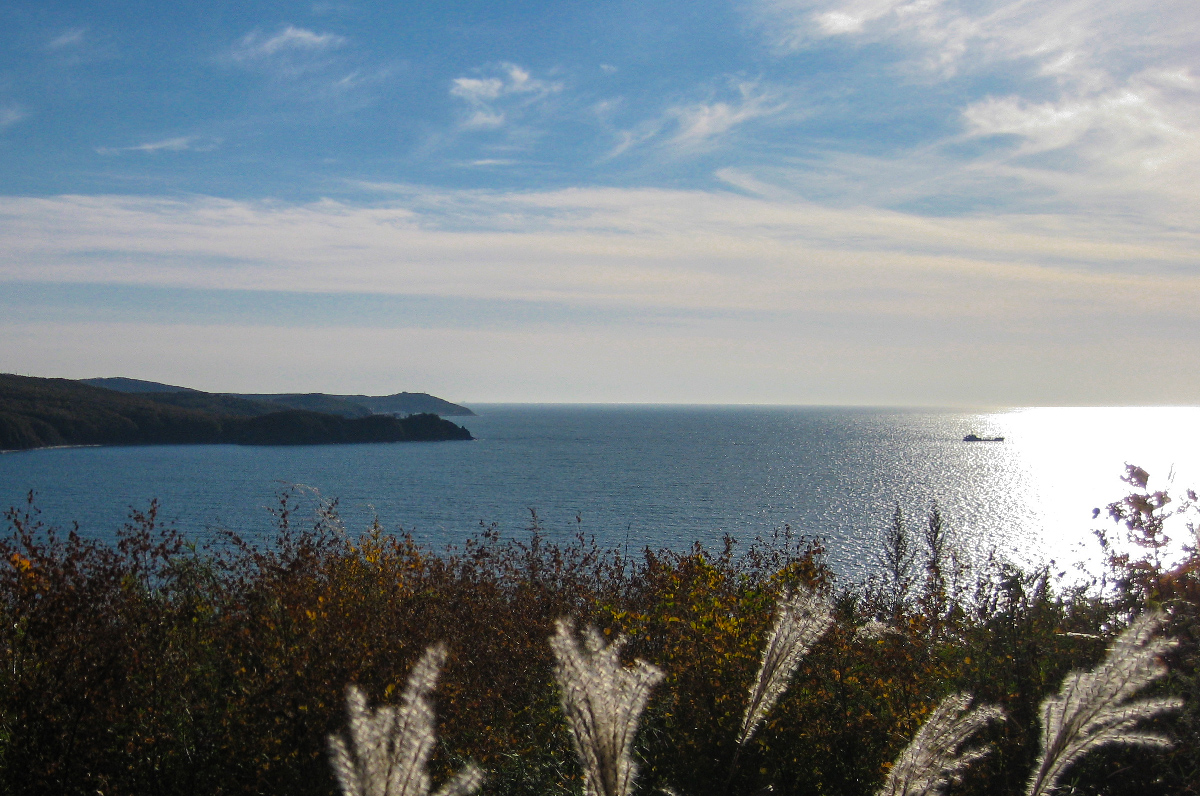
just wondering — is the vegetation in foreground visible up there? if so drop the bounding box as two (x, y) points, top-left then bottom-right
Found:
(0, 467), (1196, 796)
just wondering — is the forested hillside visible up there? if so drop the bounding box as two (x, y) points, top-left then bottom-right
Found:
(0, 374), (472, 450)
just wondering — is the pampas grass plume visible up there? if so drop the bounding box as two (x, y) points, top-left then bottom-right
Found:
(550, 619), (665, 796)
(738, 587), (834, 746)
(329, 644), (485, 796)
(1026, 611), (1182, 796)
(876, 693), (1005, 796)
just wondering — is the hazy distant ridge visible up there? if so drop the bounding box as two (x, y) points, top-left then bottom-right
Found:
(83, 377), (200, 394)
(335, 393), (475, 417)
(80, 378), (476, 417)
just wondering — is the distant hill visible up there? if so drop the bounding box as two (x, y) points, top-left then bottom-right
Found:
(82, 377), (200, 394)
(0, 374), (473, 451)
(335, 392), (476, 417)
(81, 377), (475, 417)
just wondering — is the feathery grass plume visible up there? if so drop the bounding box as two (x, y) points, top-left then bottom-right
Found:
(876, 693), (1005, 796)
(328, 644), (485, 796)
(737, 587), (834, 746)
(550, 618), (665, 796)
(1026, 611), (1183, 796)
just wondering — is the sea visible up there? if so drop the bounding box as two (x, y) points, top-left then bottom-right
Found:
(3, 405), (1199, 582)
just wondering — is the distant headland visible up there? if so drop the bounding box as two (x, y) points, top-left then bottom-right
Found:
(80, 377), (476, 417)
(0, 374), (474, 452)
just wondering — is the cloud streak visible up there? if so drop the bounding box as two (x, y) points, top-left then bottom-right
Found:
(95, 136), (219, 156)
(604, 80), (788, 159)
(3, 188), (1198, 316)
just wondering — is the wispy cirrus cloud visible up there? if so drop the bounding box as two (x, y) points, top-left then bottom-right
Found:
(450, 63), (563, 130)
(758, 0), (1199, 79)
(95, 136), (220, 156)
(224, 24), (354, 84)
(222, 23), (390, 105)
(605, 80), (786, 158)
(667, 82), (785, 147)
(232, 25), (346, 60)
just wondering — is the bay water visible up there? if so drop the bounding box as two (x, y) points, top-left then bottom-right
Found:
(2, 405), (1199, 581)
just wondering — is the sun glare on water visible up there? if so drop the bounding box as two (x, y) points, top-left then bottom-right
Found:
(981, 406), (1200, 572)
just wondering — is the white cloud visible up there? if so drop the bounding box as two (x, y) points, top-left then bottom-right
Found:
(451, 77), (505, 103)
(48, 28), (86, 49)
(449, 63), (562, 130)
(233, 25), (346, 60)
(95, 136), (219, 156)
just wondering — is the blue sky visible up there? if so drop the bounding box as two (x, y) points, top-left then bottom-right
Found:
(2, 0), (1199, 404)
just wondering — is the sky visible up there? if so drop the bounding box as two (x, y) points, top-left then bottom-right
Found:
(1, 0), (1198, 405)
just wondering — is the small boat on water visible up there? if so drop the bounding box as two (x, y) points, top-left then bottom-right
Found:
(963, 433), (1005, 442)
